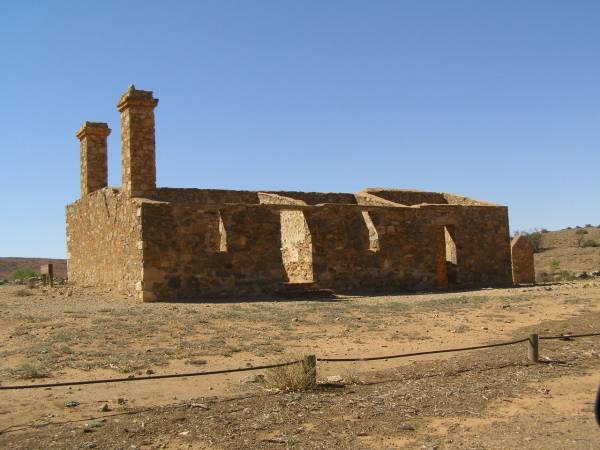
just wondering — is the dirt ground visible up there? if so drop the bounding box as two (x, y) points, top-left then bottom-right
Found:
(1, 281), (600, 449)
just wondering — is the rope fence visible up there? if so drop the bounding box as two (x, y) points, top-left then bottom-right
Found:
(0, 331), (598, 392)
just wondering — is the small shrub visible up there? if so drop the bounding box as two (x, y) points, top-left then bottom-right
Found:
(558, 270), (576, 282)
(9, 364), (50, 380)
(550, 260), (560, 271)
(10, 268), (40, 280)
(576, 229), (589, 247)
(15, 289), (33, 297)
(537, 271), (552, 283)
(265, 360), (315, 391)
(582, 240), (599, 248)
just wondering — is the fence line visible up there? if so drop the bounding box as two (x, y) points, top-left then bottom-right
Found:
(539, 331), (600, 340)
(0, 360), (301, 391)
(0, 332), (598, 392)
(318, 337), (529, 362)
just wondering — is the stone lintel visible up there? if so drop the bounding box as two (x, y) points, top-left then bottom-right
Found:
(117, 85), (159, 112)
(76, 122), (111, 140)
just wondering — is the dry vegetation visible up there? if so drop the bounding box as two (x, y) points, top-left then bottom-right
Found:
(1, 280), (600, 449)
(531, 226), (600, 281)
(0, 257), (67, 280)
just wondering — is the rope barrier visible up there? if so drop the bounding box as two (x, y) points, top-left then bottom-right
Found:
(0, 331), (598, 391)
(539, 332), (600, 340)
(0, 360), (301, 391)
(318, 337), (529, 362)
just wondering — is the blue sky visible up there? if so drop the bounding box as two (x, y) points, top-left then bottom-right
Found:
(0, 1), (598, 258)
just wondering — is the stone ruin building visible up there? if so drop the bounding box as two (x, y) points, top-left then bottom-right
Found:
(66, 86), (533, 302)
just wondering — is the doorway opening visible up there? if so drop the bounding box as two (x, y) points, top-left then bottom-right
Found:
(280, 210), (314, 283)
(435, 225), (458, 288)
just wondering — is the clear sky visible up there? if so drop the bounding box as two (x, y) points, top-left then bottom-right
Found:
(0, 1), (598, 258)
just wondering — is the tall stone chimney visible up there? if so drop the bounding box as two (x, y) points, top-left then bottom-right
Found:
(75, 122), (111, 197)
(117, 85), (159, 197)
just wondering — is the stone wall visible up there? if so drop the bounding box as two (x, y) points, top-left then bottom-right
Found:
(66, 189), (511, 300)
(66, 188), (143, 295)
(269, 191), (358, 205)
(511, 235), (535, 284)
(68, 86), (514, 301)
(76, 122), (110, 197)
(140, 203), (287, 300)
(155, 188), (261, 205)
(118, 86), (158, 197)
(306, 206), (442, 292)
(363, 188), (448, 205)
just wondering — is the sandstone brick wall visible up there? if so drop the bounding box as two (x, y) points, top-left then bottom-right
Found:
(66, 188), (143, 295)
(118, 87), (158, 197)
(268, 191), (358, 205)
(76, 122), (110, 197)
(425, 205), (512, 287)
(363, 189), (448, 205)
(68, 86), (514, 301)
(305, 205), (438, 292)
(140, 203), (287, 300)
(66, 189), (512, 301)
(155, 188), (261, 205)
(511, 235), (535, 284)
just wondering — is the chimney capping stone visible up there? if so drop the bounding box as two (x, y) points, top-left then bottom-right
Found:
(76, 122), (111, 140)
(117, 85), (159, 112)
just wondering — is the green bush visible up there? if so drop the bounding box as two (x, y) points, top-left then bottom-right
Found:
(558, 270), (576, 281)
(10, 268), (40, 280)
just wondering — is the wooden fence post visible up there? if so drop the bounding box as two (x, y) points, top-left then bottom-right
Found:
(40, 264), (54, 287)
(302, 354), (317, 387)
(528, 333), (539, 363)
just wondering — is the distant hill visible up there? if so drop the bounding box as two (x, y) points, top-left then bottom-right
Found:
(532, 226), (600, 280)
(0, 257), (67, 280)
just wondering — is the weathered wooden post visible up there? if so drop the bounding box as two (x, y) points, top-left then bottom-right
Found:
(40, 264), (54, 287)
(302, 354), (317, 387)
(528, 333), (539, 363)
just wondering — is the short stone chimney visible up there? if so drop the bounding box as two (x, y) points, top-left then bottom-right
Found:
(117, 85), (159, 197)
(75, 122), (111, 197)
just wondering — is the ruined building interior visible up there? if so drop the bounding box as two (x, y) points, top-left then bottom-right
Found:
(66, 86), (534, 302)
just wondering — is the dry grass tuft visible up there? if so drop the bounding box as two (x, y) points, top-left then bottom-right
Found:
(14, 289), (33, 297)
(264, 359), (315, 391)
(9, 363), (50, 380)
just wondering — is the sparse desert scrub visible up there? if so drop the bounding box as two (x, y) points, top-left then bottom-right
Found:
(264, 358), (316, 391)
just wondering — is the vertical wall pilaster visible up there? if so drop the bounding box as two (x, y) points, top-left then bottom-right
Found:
(117, 85), (159, 197)
(75, 122), (111, 197)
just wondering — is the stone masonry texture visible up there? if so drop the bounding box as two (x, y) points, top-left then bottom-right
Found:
(76, 122), (110, 197)
(117, 85), (158, 197)
(66, 87), (527, 302)
(511, 235), (535, 284)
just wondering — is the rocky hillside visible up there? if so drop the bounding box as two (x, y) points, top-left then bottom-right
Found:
(532, 226), (600, 280)
(0, 257), (67, 280)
